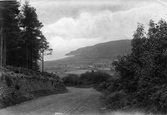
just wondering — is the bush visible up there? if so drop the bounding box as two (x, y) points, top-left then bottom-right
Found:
(0, 66), (67, 108)
(105, 91), (128, 110)
(79, 71), (112, 86)
(15, 85), (20, 90)
(62, 71), (112, 88)
(5, 75), (13, 87)
(62, 74), (79, 86)
(4, 66), (60, 81)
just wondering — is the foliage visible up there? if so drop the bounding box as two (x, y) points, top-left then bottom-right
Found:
(0, 66), (66, 108)
(19, 1), (49, 70)
(104, 91), (128, 110)
(5, 75), (13, 87)
(62, 71), (112, 87)
(62, 74), (79, 86)
(0, 1), (21, 66)
(106, 19), (167, 113)
(79, 71), (111, 85)
(3, 66), (60, 80)
(0, 1), (50, 71)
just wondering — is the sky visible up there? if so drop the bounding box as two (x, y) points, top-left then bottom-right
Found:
(23, 0), (167, 61)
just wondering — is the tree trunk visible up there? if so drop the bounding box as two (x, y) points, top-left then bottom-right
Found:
(42, 51), (44, 73)
(0, 19), (3, 67)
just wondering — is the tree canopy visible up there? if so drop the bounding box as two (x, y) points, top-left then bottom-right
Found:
(112, 19), (167, 113)
(0, 1), (50, 71)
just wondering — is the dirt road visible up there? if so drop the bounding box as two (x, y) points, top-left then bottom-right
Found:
(0, 87), (103, 115)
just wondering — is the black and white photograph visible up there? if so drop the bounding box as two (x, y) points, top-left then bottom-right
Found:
(0, 0), (167, 115)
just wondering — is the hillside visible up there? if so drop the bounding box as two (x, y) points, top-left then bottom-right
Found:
(66, 39), (132, 59)
(43, 39), (132, 74)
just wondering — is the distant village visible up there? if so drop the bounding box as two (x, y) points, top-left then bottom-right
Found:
(44, 60), (116, 77)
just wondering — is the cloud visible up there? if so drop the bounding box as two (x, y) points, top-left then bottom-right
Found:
(42, 2), (167, 60)
(27, 0), (156, 25)
(24, 0), (167, 60)
(43, 3), (167, 41)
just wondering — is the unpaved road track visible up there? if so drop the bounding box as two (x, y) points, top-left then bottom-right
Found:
(0, 87), (103, 115)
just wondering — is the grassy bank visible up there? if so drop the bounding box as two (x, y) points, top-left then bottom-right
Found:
(0, 66), (67, 108)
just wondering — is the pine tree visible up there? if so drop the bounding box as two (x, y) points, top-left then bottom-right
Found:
(20, 1), (49, 70)
(0, 1), (21, 67)
(0, 1), (50, 71)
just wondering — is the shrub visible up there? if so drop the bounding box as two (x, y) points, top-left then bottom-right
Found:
(105, 91), (128, 110)
(62, 74), (79, 86)
(15, 85), (20, 90)
(79, 71), (112, 86)
(4, 66), (60, 81)
(62, 71), (112, 87)
(5, 75), (13, 87)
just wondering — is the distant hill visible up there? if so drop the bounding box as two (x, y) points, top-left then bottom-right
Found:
(66, 39), (132, 59)
(43, 39), (132, 73)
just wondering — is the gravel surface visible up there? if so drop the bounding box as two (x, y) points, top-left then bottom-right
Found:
(0, 87), (147, 115)
(0, 87), (103, 115)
